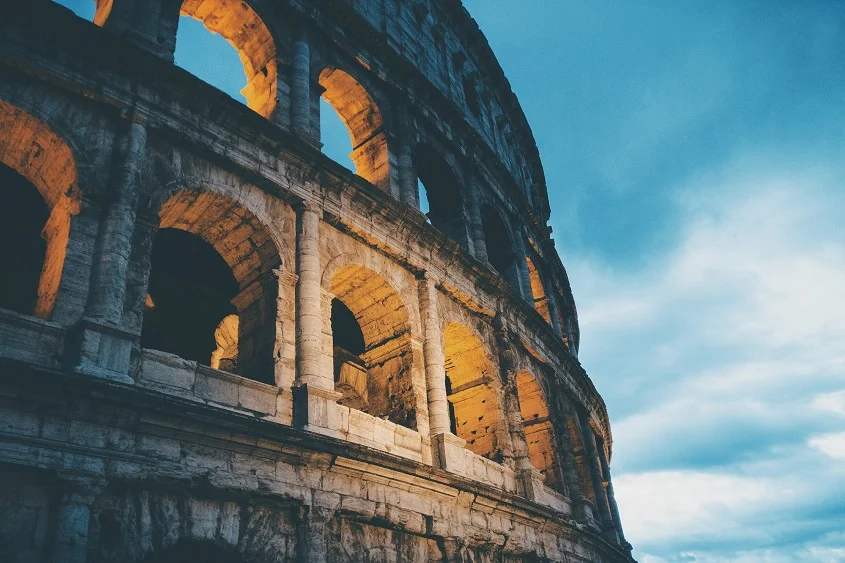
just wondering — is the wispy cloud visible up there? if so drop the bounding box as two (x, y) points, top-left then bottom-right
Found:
(571, 157), (845, 561)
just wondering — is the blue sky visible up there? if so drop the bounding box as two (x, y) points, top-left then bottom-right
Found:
(56, 1), (845, 561)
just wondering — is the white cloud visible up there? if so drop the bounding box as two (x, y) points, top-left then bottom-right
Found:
(570, 158), (845, 561)
(809, 432), (845, 461)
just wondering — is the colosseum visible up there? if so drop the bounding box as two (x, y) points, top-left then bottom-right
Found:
(0, 1), (634, 561)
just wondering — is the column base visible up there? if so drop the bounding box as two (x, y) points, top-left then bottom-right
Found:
(518, 467), (548, 504)
(73, 318), (136, 383)
(292, 383), (344, 439)
(431, 432), (468, 471)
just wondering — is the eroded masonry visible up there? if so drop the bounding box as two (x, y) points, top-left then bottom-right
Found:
(0, 1), (634, 561)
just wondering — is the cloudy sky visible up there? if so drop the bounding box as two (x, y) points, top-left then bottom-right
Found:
(56, 1), (845, 561)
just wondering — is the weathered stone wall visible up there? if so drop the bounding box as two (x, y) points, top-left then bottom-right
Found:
(0, 1), (631, 561)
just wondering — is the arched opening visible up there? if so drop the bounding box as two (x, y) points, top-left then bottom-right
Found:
(142, 190), (281, 384)
(319, 68), (390, 191)
(0, 164), (49, 315)
(141, 540), (247, 563)
(142, 228), (238, 366)
(481, 206), (519, 289)
(414, 144), (466, 244)
(329, 264), (416, 429)
(0, 99), (80, 319)
(516, 371), (564, 492)
(320, 98), (356, 172)
(525, 257), (551, 324)
(332, 297), (367, 411)
(443, 322), (502, 460)
(176, 0), (278, 118)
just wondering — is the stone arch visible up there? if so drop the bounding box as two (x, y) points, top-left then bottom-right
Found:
(443, 322), (502, 460)
(0, 99), (81, 319)
(319, 67), (391, 191)
(141, 540), (248, 563)
(480, 205), (520, 289)
(178, 0), (278, 118)
(525, 257), (551, 324)
(516, 370), (564, 492)
(413, 143), (467, 245)
(328, 263), (417, 429)
(142, 188), (282, 383)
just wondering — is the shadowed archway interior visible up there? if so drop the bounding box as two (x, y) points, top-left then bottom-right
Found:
(0, 99), (80, 319)
(142, 189), (281, 383)
(329, 263), (417, 429)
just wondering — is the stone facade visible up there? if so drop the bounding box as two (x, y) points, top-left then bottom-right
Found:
(0, 1), (633, 561)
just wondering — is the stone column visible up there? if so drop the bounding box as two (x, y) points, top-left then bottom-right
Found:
(441, 537), (465, 563)
(397, 108), (418, 207)
(291, 29), (313, 139)
(597, 436), (629, 547)
(86, 121), (145, 324)
(51, 476), (105, 563)
(467, 167), (489, 264)
(76, 120), (146, 382)
(418, 275), (450, 436)
(556, 393), (595, 527)
(577, 410), (616, 538)
(511, 230), (534, 303)
(418, 274), (465, 468)
(295, 506), (334, 563)
(293, 203), (341, 433)
(494, 315), (544, 501)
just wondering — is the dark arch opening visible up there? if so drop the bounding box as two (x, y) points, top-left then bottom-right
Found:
(332, 297), (366, 410)
(481, 205), (519, 289)
(141, 540), (247, 563)
(141, 228), (238, 366)
(0, 163), (49, 315)
(413, 144), (465, 243)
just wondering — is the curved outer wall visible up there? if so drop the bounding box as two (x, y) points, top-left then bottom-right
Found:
(0, 1), (633, 562)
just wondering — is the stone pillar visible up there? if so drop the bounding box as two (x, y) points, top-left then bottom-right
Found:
(493, 315), (543, 501)
(577, 410), (616, 538)
(293, 203), (341, 433)
(418, 275), (450, 436)
(556, 393), (595, 527)
(75, 120), (146, 382)
(597, 437), (629, 548)
(296, 506), (334, 563)
(86, 121), (145, 324)
(441, 537), (465, 563)
(469, 180), (489, 264)
(96, 0), (180, 61)
(418, 274), (465, 468)
(291, 29), (313, 139)
(511, 230), (534, 303)
(51, 476), (104, 563)
(396, 106), (418, 207)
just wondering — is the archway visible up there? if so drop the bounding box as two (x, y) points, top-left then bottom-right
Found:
(141, 540), (247, 563)
(0, 99), (80, 319)
(329, 264), (416, 429)
(414, 144), (466, 244)
(525, 257), (551, 324)
(481, 205), (519, 290)
(516, 370), (564, 492)
(319, 68), (390, 191)
(142, 189), (281, 383)
(177, 0), (278, 118)
(442, 322), (502, 460)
